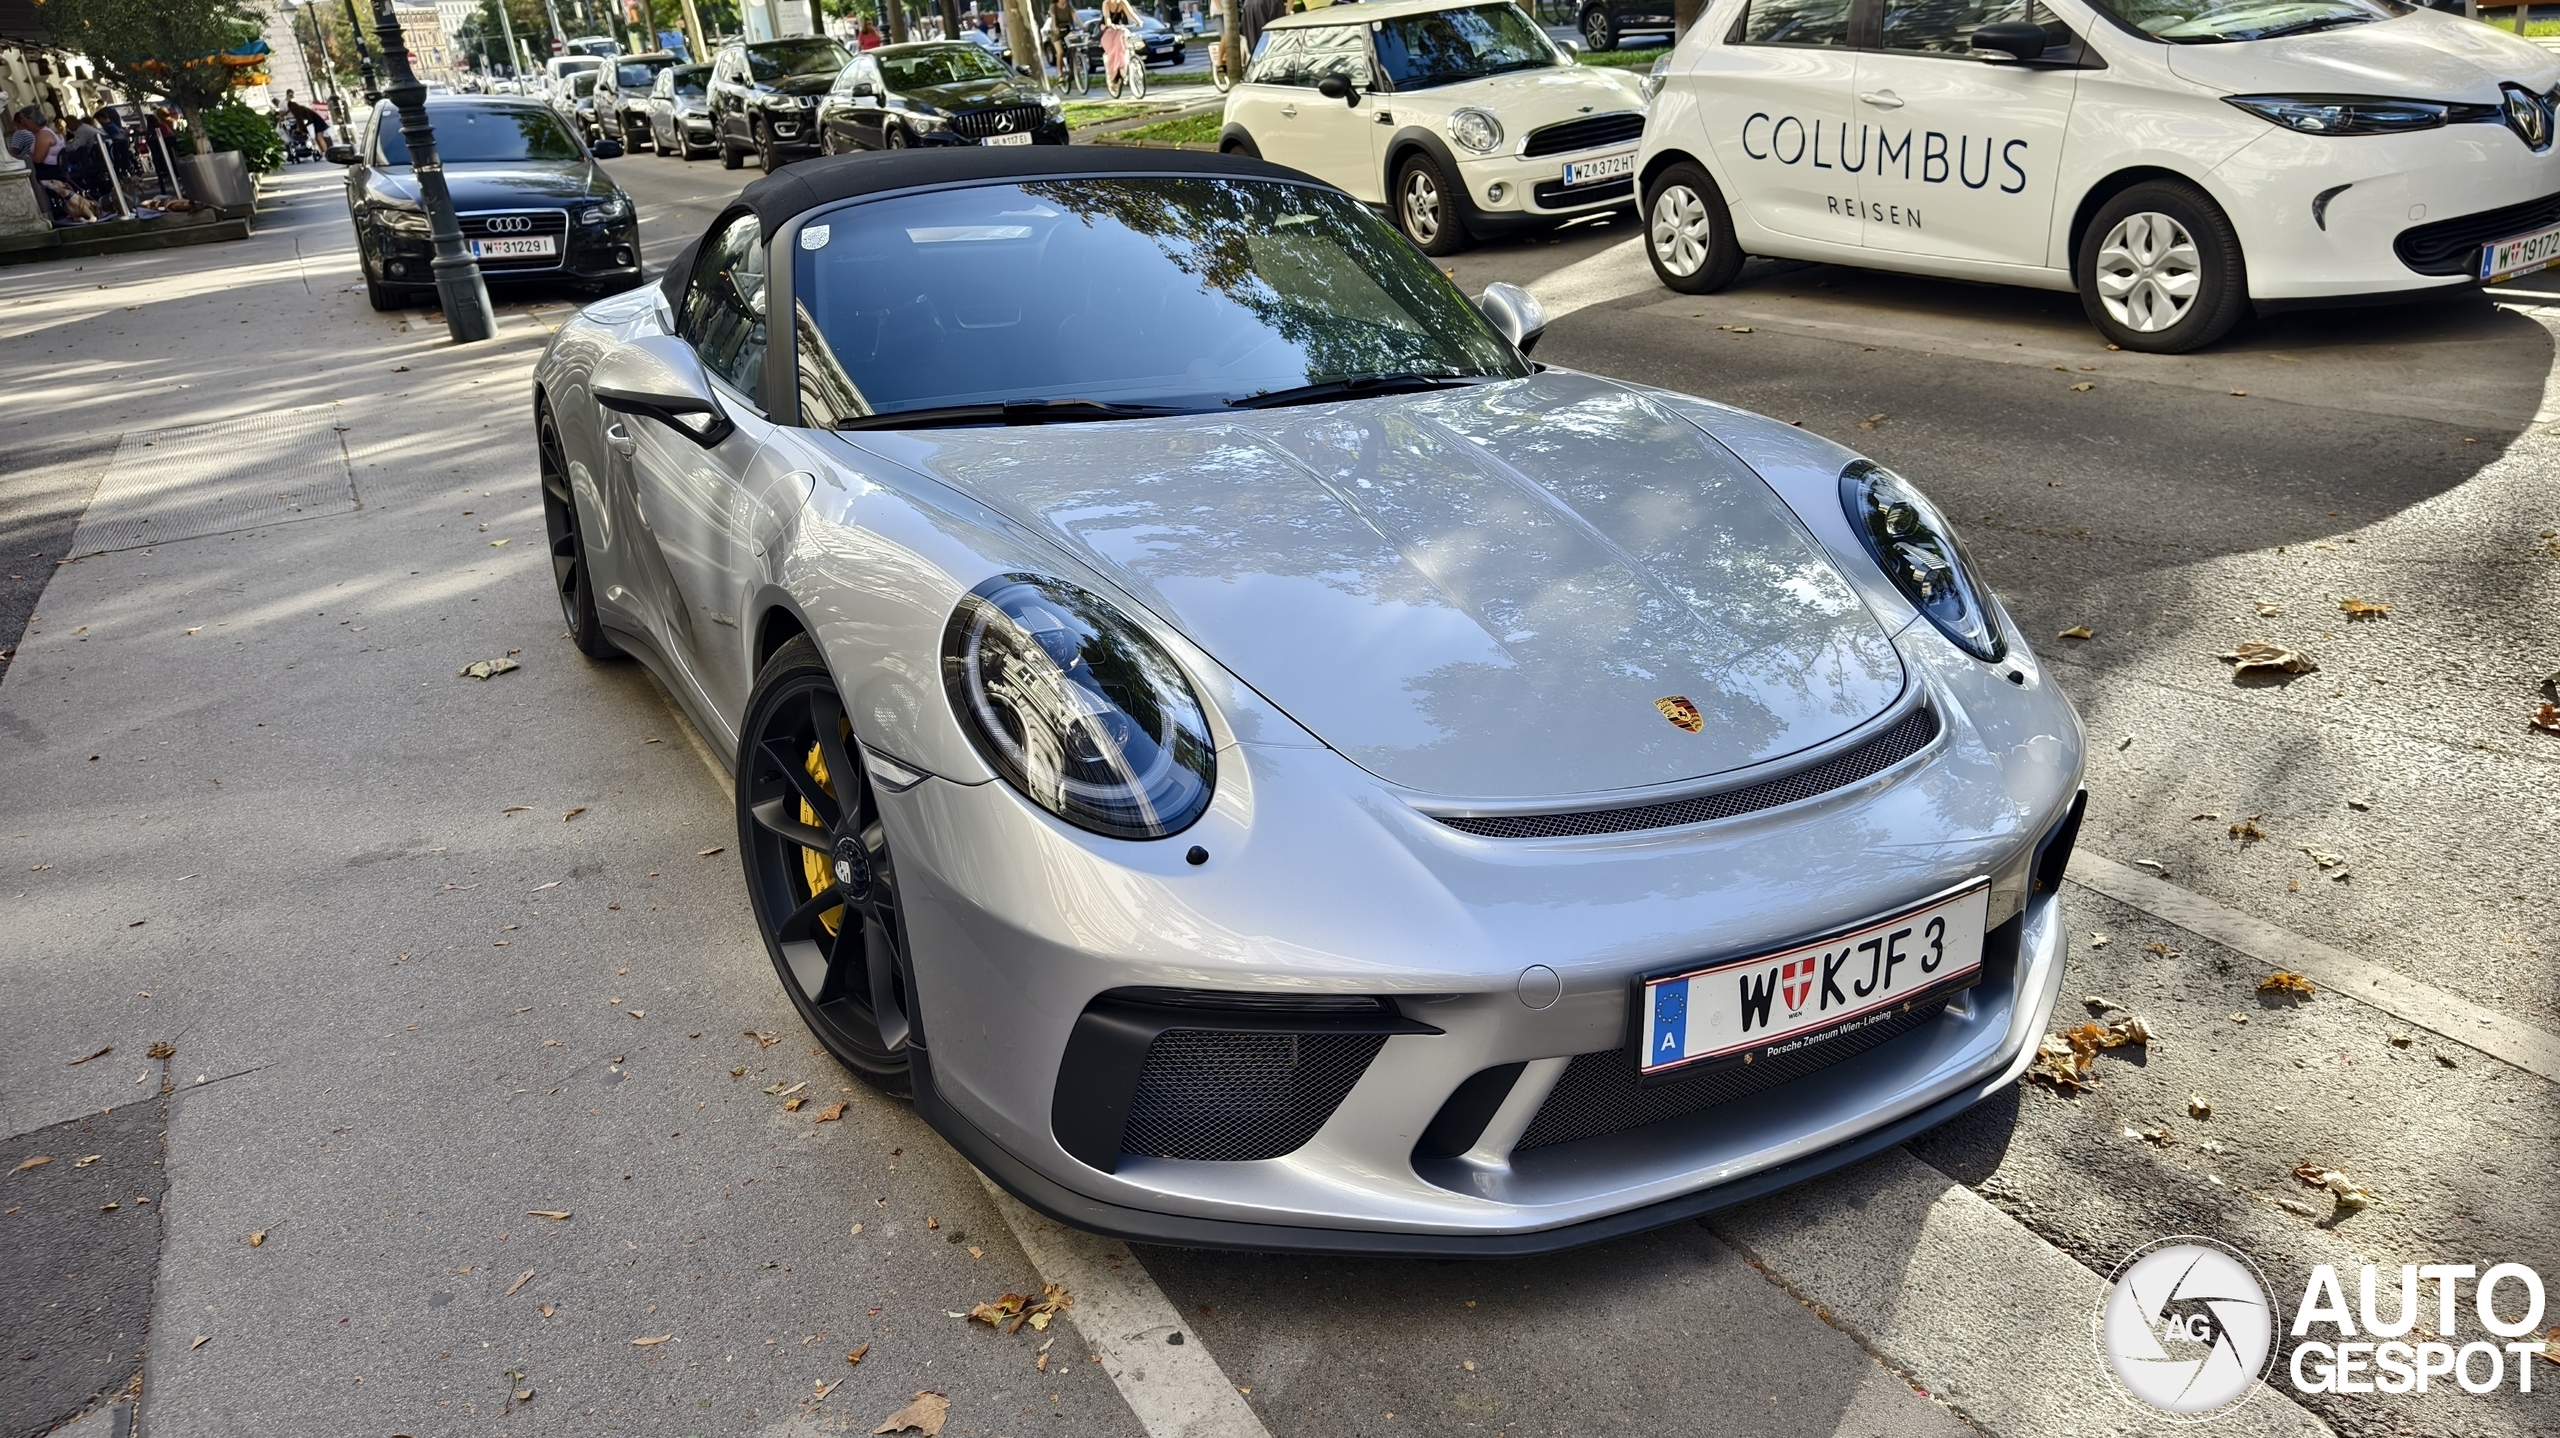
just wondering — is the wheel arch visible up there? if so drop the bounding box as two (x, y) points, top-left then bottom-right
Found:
(1640, 145), (1711, 196)
(753, 600), (814, 677)
(1380, 127), (1471, 217)
(2064, 165), (2211, 272)
(1217, 122), (1258, 157)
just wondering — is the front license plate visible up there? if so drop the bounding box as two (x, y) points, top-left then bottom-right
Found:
(1561, 150), (1636, 189)
(1638, 882), (1990, 1078)
(469, 235), (556, 258)
(2482, 221), (2560, 282)
(983, 131), (1034, 147)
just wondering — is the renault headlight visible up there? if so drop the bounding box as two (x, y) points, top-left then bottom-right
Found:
(2223, 94), (2491, 135)
(1448, 107), (1502, 154)
(1840, 461), (2004, 662)
(943, 575), (1216, 840)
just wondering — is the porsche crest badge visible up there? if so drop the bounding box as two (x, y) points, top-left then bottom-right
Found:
(1655, 696), (1703, 733)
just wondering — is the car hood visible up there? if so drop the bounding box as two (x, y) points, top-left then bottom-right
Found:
(1397, 61), (1647, 119)
(856, 372), (1907, 801)
(771, 72), (841, 97)
(2164, 10), (2558, 98)
(908, 77), (1043, 110)
(371, 164), (609, 209)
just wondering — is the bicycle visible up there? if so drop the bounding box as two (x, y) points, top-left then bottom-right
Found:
(1056, 26), (1094, 95)
(1210, 37), (1234, 91)
(1103, 21), (1146, 99)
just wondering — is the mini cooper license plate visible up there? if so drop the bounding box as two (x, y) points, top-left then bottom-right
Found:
(469, 235), (557, 259)
(983, 131), (1034, 147)
(1637, 882), (1990, 1078)
(2482, 221), (2560, 282)
(1561, 151), (1635, 189)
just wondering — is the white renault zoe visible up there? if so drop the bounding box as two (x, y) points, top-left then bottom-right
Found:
(1634, 0), (2559, 350)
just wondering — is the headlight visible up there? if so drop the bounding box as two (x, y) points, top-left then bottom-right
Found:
(1839, 461), (2003, 662)
(2223, 94), (2491, 135)
(1041, 92), (1063, 113)
(581, 195), (631, 225)
(1448, 107), (1502, 154)
(1641, 54), (1670, 103)
(942, 575), (1216, 840)
(375, 206), (430, 237)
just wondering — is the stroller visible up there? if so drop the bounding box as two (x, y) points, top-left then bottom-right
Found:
(283, 116), (324, 164)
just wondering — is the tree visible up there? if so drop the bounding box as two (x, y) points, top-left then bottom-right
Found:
(45, 0), (266, 153)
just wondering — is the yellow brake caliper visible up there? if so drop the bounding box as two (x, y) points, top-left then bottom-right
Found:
(797, 740), (846, 939)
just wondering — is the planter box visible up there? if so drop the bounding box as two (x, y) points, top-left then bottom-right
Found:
(173, 150), (254, 208)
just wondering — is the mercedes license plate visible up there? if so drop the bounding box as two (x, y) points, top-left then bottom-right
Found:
(2482, 221), (2560, 282)
(469, 235), (557, 259)
(1637, 881), (1989, 1078)
(1561, 151), (1635, 189)
(983, 131), (1034, 147)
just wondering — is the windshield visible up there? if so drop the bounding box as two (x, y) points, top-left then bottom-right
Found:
(749, 38), (853, 80)
(2081, 0), (2403, 41)
(376, 106), (584, 164)
(1372, 3), (1557, 89)
(881, 44), (1010, 88)
(672, 66), (709, 95)
(569, 73), (600, 96)
(617, 58), (673, 87)
(791, 178), (1526, 423)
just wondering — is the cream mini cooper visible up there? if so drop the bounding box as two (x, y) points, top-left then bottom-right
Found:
(1219, 0), (1652, 253)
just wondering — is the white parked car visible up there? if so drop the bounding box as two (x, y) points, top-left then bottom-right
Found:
(1635, 0), (2560, 351)
(1219, 0), (1651, 254)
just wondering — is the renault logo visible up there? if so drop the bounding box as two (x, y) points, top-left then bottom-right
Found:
(2503, 83), (2554, 152)
(483, 214), (536, 234)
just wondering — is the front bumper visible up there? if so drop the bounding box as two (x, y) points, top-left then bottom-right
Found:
(368, 213), (642, 286)
(1458, 145), (1640, 228)
(761, 108), (829, 153)
(908, 118), (1072, 147)
(880, 640), (2081, 1249)
(2211, 122), (2560, 301)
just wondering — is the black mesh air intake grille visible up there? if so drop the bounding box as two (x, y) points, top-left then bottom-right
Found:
(1520, 111), (1645, 158)
(1437, 704), (1939, 840)
(2396, 190), (2560, 276)
(952, 105), (1048, 140)
(1514, 996), (1948, 1151)
(1120, 1030), (1388, 1162)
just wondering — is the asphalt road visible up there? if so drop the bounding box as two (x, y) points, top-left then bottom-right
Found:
(0, 145), (2553, 1438)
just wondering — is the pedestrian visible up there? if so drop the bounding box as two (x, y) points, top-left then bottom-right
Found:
(858, 15), (883, 47)
(1237, 0), (1285, 58)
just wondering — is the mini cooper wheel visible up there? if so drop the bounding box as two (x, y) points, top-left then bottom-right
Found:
(537, 406), (616, 660)
(2075, 180), (2248, 355)
(1581, 5), (1617, 50)
(738, 636), (915, 1092)
(1643, 160), (1744, 294)
(1395, 152), (1469, 257)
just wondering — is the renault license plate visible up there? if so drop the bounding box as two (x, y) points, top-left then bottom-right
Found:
(983, 131), (1034, 147)
(1561, 151), (1635, 189)
(469, 235), (556, 259)
(2482, 221), (2560, 282)
(1637, 882), (1989, 1078)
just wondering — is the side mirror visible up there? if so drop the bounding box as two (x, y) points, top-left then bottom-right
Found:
(1970, 21), (2048, 61)
(1476, 281), (1547, 354)
(593, 335), (734, 446)
(1316, 73), (1359, 106)
(591, 137), (625, 158)
(854, 79), (878, 96)
(1556, 37), (1583, 57)
(326, 143), (358, 164)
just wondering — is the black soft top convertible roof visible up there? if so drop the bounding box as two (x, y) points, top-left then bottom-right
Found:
(661, 147), (1315, 308)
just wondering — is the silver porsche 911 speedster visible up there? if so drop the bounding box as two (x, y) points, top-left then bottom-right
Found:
(531, 148), (2084, 1254)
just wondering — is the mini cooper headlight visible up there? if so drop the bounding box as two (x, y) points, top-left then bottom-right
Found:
(1840, 460), (2004, 662)
(2223, 94), (2491, 135)
(943, 575), (1216, 840)
(1448, 107), (1503, 154)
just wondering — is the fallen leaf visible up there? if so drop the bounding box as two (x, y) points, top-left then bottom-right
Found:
(2056, 625), (2093, 640)
(73, 1154), (103, 1168)
(100, 1202), (119, 1211)
(747, 1030), (781, 1048)
(2220, 641), (2317, 678)
(1856, 413), (1887, 430)
(2088, 933), (2110, 949)
(190, 1335), (209, 1349)
(1037, 1351), (1050, 1372)
(528, 1210), (572, 1221)
(2533, 703), (2560, 736)
(146, 1040), (174, 1060)
(2435, 1052), (2459, 1069)
(2387, 1033), (2412, 1048)
(2277, 1197), (2319, 1217)
(2069, 381), (2094, 392)
(851, 1223), (865, 1235)
(698, 846), (725, 857)
(847, 1343), (871, 1366)
(2188, 1095), (2212, 1119)
(2229, 389), (2248, 397)
(2300, 847), (2345, 870)
(631, 1334), (673, 1347)
(2339, 597), (2389, 620)
(926, 1216), (939, 1231)
(2137, 1126), (2174, 1147)
(2025, 1034), (2096, 1093)
(491, 538), (511, 547)
(502, 805), (532, 814)
(783, 1097), (807, 1112)
(562, 807), (586, 822)
(2229, 817), (2267, 842)
(539, 1303), (556, 1318)
(2083, 993), (2123, 1012)
(816, 1102), (846, 1123)
(967, 1245), (985, 1259)
(506, 1268), (536, 1296)
(458, 658), (520, 681)
(12, 1155), (52, 1173)
(2259, 971), (2317, 998)
(874, 1391), (949, 1436)
(66, 1045), (112, 1066)
(248, 1229), (266, 1247)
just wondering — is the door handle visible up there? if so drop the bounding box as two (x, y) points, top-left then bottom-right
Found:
(1858, 90), (1904, 108)
(1279, 105), (1298, 118)
(604, 421), (636, 456)
(1375, 110), (1393, 125)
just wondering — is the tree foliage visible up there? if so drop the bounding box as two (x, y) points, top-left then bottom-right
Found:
(45, 0), (264, 116)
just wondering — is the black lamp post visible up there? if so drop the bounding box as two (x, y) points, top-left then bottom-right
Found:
(345, 0), (382, 103)
(371, 0), (497, 342)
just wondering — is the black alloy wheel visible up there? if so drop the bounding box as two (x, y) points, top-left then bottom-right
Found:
(885, 124), (910, 150)
(1582, 5), (1617, 50)
(738, 636), (915, 1092)
(537, 406), (617, 659)
(757, 119), (784, 171)
(720, 129), (744, 168)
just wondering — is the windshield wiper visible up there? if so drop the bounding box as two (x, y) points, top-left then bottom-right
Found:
(2246, 12), (2370, 37)
(832, 398), (1198, 431)
(1226, 373), (1486, 410)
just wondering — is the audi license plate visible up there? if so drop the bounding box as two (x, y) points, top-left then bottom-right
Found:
(1561, 151), (1635, 189)
(1637, 882), (1989, 1078)
(469, 235), (557, 259)
(2482, 220), (2560, 282)
(983, 131), (1034, 147)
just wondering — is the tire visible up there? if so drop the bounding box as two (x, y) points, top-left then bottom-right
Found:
(1129, 56), (1147, 99)
(720, 136), (743, 169)
(1212, 54), (1233, 92)
(1394, 150), (1469, 256)
(885, 125), (909, 150)
(2074, 179), (2248, 354)
(365, 272), (411, 312)
(757, 122), (783, 171)
(1106, 59), (1125, 98)
(1582, 5), (1617, 50)
(1219, 126), (1259, 158)
(737, 635), (916, 1094)
(682, 135), (704, 162)
(1643, 159), (1745, 294)
(537, 405), (618, 660)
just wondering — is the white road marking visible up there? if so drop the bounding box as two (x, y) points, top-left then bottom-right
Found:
(2067, 852), (2560, 1081)
(980, 1178), (1275, 1438)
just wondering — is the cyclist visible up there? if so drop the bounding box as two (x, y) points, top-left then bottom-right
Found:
(1099, 0), (1142, 93)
